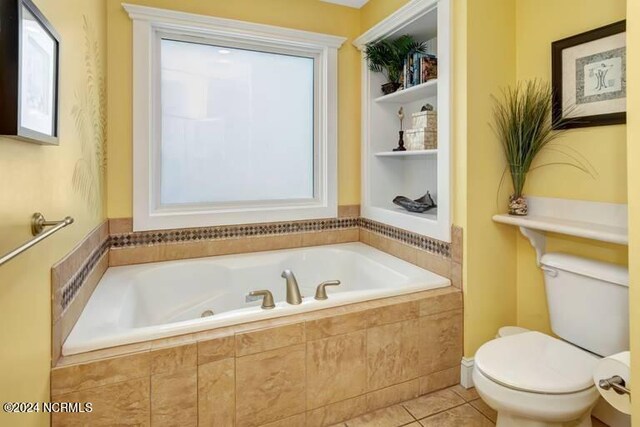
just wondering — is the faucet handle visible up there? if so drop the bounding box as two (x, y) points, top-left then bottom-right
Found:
(246, 290), (276, 309)
(314, 280), (341, 300)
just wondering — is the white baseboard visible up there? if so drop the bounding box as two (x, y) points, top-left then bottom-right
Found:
(460, 357), (475, 389)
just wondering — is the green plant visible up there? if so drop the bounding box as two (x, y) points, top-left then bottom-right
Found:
(365, 35), (426, 84)
(492, 80), (593, 200)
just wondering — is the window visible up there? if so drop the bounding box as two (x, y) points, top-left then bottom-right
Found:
(125, 5), (345, 231)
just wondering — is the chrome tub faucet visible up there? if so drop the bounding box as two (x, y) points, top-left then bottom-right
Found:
(281, 269), (302, 305)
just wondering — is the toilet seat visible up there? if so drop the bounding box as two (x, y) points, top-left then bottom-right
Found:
(475, 331), (600, 394)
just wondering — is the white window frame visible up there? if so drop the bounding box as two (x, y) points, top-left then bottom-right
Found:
(123, 4), (345, 231)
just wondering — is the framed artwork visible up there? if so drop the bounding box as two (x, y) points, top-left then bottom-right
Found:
(0, 0), (60, 145)
(551, 20), (626, 129)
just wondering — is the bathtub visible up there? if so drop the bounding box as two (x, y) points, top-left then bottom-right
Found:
(63, 242), (450, 355)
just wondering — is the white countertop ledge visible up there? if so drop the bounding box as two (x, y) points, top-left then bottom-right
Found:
(492, 213), (628, 245)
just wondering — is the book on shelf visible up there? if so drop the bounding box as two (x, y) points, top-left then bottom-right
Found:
(403, 53), (438, 89)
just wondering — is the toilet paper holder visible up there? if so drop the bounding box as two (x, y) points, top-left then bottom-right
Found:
(599, 375), (631, 396)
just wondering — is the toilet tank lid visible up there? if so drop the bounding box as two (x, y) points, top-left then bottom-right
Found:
(540, 253), (628, 287)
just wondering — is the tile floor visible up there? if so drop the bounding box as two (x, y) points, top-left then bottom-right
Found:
(337, 385), (609, 427)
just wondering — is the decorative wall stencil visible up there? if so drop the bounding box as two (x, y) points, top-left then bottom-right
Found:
(552, 20), (626, 129)
(71, 16), (106, 213)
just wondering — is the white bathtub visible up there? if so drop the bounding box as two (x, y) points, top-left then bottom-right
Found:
(63, 242), (450, 355)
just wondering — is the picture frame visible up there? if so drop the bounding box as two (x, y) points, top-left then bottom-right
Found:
(551, 20), (626, 129)
(0, 0), (60, 145)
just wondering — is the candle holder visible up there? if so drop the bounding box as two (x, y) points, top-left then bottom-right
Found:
(393, 131), (406, 151)
(393, 107), (406, 151)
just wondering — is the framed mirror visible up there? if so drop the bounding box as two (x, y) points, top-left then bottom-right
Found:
(0, 0), (60, 145)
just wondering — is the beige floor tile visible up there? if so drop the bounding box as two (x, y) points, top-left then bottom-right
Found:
(402, 388), (465, 420)
(418, 404), (493, 427)
(469, 398), (497, 423)
(346, 404), (415, 427)
(450, 385), (479, 402)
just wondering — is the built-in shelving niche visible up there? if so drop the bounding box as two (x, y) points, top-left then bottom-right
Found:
(355, 0), (451, 241)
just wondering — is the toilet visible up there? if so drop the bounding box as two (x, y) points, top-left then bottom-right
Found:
(473, 253), (629, 427)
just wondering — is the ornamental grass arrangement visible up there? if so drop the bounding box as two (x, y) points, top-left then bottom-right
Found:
(492, 80), (594, 215)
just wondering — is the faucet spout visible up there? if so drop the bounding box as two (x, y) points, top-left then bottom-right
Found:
(281, 269), (302, 305)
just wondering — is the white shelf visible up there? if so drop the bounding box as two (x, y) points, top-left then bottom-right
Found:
(384, 205), (438, 221)
(374, 79), (438, 104)
(492, 214), (628, 245)
(374, 149), (437, 158)
(492, 197), (628, 266)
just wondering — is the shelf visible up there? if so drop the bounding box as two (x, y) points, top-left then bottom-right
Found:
(374, 149), (437, 158)
(376, 205), (438, 221)
(493, 214), (628, 245)
(492, 197), (628, 266)
(374, 80), (438, 104)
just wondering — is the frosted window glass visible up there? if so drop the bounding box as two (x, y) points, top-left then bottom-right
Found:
(160, 39), (314, 206)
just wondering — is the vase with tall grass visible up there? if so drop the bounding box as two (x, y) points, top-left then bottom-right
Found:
(492, 80), (592, 216)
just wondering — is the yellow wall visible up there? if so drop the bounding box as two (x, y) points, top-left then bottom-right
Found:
(106, 0), (361, 218)
(0, 0), (107, 425)
(461, 0), (518, 355)
(514, 0), (628, 334)
(360, 0), (409, 31)
(626, 0), (639, 422)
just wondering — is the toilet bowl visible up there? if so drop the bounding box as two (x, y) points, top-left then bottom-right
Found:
(472, 253), (629, 427)
(473, 331), (600, 427)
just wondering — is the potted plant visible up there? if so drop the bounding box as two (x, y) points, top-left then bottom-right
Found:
(492, 80), (592, 215)
(365, 35), (426, 95)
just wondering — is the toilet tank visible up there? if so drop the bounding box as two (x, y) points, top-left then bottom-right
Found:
(540, 253), (629, 357)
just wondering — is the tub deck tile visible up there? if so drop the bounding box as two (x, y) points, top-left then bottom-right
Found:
(52, 377), (150, 426)
(305, 310), (369, 341)
(235, 344), (306, 426)
(366, 319), (421, 391)
(51, 351), (151, 396)
(236, 322), (305, 357)
(151, 368), (198, 426)
(418, 309), (463, 376)
(306, 330), (367, 409)
(197, 334), (236, 365)
(198, 358), (235, 426)
(150, 342), (197, 375)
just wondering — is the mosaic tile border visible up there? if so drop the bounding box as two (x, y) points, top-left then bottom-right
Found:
(61, 217), (451, 312)
(358, 218), (451, 257)
(60, 238), (110, 310)
(109, 218), (359, 249)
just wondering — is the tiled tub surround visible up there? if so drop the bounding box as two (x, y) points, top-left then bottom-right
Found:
(51, 221), (110, 365)
(51, 206), (462, 364)
(51, 287), (463, 427)
(63, 243), (450, 355)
